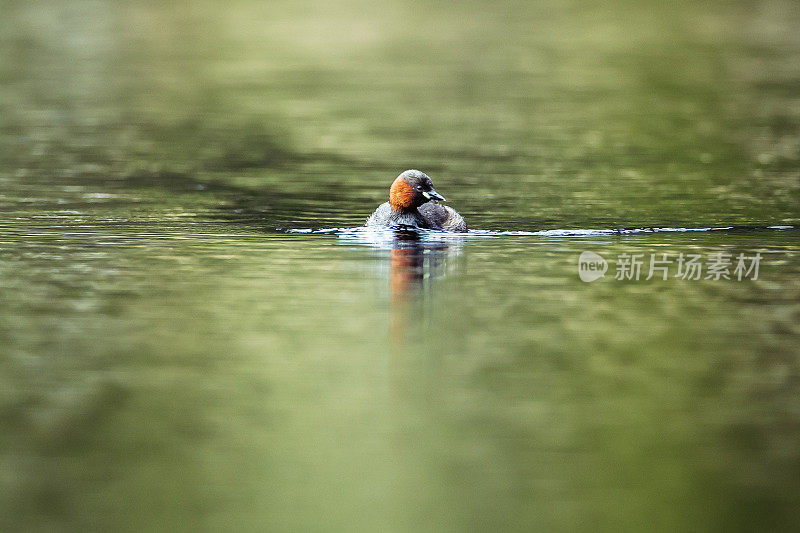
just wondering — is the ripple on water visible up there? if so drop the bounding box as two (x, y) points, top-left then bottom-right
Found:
(282, 224), (797, 248)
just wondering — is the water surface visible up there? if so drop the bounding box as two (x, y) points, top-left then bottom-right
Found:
(1, 0), (799, 531)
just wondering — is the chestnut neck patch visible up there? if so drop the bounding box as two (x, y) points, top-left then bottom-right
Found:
(389, 176), (415, 211)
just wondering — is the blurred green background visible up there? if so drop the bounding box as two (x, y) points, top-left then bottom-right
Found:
(0, 0), (799, 531)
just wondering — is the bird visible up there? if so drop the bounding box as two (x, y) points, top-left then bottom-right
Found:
(365, 170), (467, 232)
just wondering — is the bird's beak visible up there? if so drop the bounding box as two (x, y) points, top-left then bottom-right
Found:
(422, 189), (446, 202)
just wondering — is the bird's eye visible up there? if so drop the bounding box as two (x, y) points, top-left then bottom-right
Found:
(415, 185), (423, 191)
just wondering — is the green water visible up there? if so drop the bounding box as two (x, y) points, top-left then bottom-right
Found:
(1, 0), (799, 531)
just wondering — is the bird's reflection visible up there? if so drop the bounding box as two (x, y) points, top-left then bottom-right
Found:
(386, 231), (463, 349)
(388, 235), (456, 298)
(335, 226), (465, 347)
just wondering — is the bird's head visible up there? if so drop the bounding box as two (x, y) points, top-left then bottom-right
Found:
(389, 169), (445, 212)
